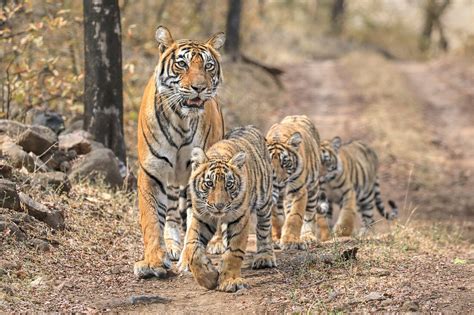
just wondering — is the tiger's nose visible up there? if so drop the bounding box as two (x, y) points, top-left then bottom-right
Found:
(214, 203), (225, 211)
(191, 85), (206, 93)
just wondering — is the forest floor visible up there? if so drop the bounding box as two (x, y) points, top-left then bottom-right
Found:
(1, 52), (473, 313)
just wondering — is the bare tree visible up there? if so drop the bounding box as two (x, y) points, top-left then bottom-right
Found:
(225, 0), (242, 61)
(420, 0), (451, 52)
(331, 0), (345, 34)
(83, 0), (126, 163)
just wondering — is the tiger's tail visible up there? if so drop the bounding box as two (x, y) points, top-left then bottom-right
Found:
(374, 178), (398, 220)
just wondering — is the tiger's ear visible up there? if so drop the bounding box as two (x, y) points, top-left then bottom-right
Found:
(155, 26), (174, 53)
(206, 32), (226, 50)
(191, 147), (208, 170)
(287, 132), (302, 148)
(331, 136), (342, 152)
(229, 151), (246, 169)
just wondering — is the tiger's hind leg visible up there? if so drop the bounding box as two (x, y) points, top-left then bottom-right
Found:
(301, 187), (322, 244)
(134, 170), (171, 279)
(207, 223), (226, 254)
(271, 186), (285, 247)
(280, 187), (308, 250)
(359, 192), (376, 236)
(333, 189), (357, 237)
(164, 185), (182, 261)
(252, 199), (277, 269)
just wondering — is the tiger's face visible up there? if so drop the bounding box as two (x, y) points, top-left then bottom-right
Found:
(154, 26), (225, 115)
(190, 148), (246, 219)
(267, 132), (303, 185)
(320, 136), (341, 173)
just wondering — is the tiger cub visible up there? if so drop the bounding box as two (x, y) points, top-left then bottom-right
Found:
(319, 136), (398, 236)
(266, 115), (330, 248)
(182, 126), (276, 292)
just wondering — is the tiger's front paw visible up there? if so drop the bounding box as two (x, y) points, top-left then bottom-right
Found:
(301, 233), (318, 244)
(280, 239), (307, 250)
(218, 277), (249, 293)
(177, 252), (191, 275)
(207, 238), (226, 255)
(134, 259), (170, 279)
(333, 224), (353, 237)
(252, 252), (277, 269)
(188, 247), (219, 290)
(166, 243), (182, 261)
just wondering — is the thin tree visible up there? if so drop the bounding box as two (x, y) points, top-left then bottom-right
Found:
(83, 0), (126, 164)
(330, 0), (345, 35)
(419, 0), (451, 52)
(225, 0), (242, 61)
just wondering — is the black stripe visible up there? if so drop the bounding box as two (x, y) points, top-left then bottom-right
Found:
(139, 162), (166, 194)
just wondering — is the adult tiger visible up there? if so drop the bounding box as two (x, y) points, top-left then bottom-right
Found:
(134, 26), (225, 279)
(319, 137), (398, 236)
(182, 126), (276, 292)
(266, 115), (330, 248)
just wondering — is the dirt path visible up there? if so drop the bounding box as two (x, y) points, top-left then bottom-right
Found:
(114, 58), (473, 313)
(3, 57), (472, 313)
(398, 60), (474, 223)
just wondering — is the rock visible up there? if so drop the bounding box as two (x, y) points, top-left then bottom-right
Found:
(0, 179), (20, 210)
(0, 221), (26, 241)
(0, 119), (57, 143)
(19, 192), (65, 230)
(31, 172), (71, 194)
(25, 109), (65, 134)
(402, 301), (420, 312)
(69, 148), (123, 188)
(89, 140), (105, 150)
(61, 118), (83, 135)
(0, 161), (13, 178)
(29, 238), (51, 252)
(58, 130), (92, 155)
(1, 137), (36, 172)
(95, 295), (170, 310)
(17, 129), (56, 156)
(363, 292), (386, 302)
(40, 150), (70, 171)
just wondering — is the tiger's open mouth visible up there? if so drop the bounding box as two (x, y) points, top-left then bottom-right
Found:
(184, 97), (204, 108)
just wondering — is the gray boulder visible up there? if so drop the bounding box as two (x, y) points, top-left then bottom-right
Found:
(0, 179), (20, 210)
(19, 192), (65, 230)
(0, 119), (57, 143)
(17, 129), (56, 156)
(68, 148), (123, 188)
(58, 130), (92, 155)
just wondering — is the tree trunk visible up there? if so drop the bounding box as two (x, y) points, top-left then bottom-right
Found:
(331, 0), (345, 35)
(224, 0), (242, 61)
(83, 0), (126, 164)
(419, 0), (450, 52)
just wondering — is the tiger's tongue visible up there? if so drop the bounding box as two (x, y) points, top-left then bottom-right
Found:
(187, 97), (202, 105)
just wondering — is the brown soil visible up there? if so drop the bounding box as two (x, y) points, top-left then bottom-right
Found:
(1, 54), (473, 313)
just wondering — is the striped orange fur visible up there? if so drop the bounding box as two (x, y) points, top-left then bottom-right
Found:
(134, 26), (225, 279)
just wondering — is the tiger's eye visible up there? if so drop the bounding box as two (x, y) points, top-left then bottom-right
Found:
(177, 61), (187, 68)
(204, 179), (213, 188)
(205, 63), (214, 70)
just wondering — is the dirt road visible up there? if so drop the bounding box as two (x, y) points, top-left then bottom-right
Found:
(115, 57), (473, 313)
(3, 56), (472, 313)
